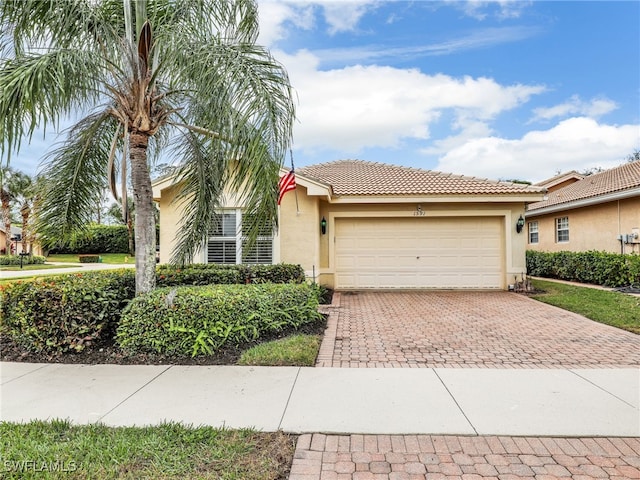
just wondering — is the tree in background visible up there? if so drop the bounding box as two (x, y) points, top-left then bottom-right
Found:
(0, 166), (30, 254)
(0, 0), (295, 293)
(14, 173), (35, 253)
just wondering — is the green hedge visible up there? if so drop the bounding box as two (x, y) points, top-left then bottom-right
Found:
(526, 250), (640, 287)
(116, 284), (322, 357)
(49, 224), (129, 254)
(79, 255), (101, 263)
(156, 263), (306, 286)
(0, 255), (46, 265)
(0, 264), (309, 354)
(0, 270), (136, 353)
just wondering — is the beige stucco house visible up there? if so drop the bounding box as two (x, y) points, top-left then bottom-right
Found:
(153, 160), (546, 290)
(526, 161), (640, 255)
(0, 225), (42, 255)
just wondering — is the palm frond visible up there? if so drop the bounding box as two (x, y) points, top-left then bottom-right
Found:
(1, 0), (121, 56)
(2, 0), (296, 278)
(169, 129), (229, 265)
(35, 111), (118, 246)
(0, 48), (105, 159)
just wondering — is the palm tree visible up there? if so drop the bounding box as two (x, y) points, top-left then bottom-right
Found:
(14, 173), (40, 254)
(0, 0), (295, 293)
(0, 166), (30, 254)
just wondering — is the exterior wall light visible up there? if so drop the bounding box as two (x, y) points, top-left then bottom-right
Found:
(320, 216), (327, 235)
(516, 215), (525, 233)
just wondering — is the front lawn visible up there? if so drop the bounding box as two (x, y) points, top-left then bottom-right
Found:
(46, 253), (132, 264)
(0, 420), (294, 480)
(531, 279), (640, 334)
(238, 334), (322, 366)
(0, 264), (77, 272)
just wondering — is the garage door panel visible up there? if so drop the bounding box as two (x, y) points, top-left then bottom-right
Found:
(335, 217), (503, 289)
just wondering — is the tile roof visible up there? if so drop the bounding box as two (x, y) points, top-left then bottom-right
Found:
(297, 160), (546, 196)
(528, 160), (640, 211)
(534, 170), (584, 187)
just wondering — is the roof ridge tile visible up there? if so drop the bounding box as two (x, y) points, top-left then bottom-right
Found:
(297, 159), (546, 196)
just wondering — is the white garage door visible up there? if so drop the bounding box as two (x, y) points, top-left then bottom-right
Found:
(335, 217), (503, 289)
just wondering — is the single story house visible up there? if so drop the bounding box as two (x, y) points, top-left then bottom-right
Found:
(1, 226), (23, 255)
(526, 160), (640, 254)
(153, 160), (546, 290)
(533, 170), (584, 192)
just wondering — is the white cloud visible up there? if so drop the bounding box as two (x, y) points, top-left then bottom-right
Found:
(321, 0), (375, 34)
(257, 1), (315, 45)
(450, 0), (532, 21)
(310, 26), (542, 66)
(436, 117), (640, 182)
(257, 0), (377, 45)
(531, 95), (618, 123)
(278, 50), (545, 154)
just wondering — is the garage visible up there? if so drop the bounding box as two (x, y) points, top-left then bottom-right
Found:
(335, 216), (504, 289)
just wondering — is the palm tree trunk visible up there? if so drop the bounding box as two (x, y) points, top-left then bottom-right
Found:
(1, 193), (11, 254)
(127, 217), (134, 256)
(20, 203), (30, 253)
(129, 131), (156, 294)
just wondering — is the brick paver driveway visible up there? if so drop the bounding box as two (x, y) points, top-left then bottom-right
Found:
(317, 291), (640, 368)
(290, 434), (640, 480)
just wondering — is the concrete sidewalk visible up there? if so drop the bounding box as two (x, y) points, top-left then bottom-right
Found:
(1, 362), (638, 437)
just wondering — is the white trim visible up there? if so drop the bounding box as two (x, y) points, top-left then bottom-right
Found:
(323, 194), (545, 204)
(205, 209), (275, 265)
(528, 221), (539, 244)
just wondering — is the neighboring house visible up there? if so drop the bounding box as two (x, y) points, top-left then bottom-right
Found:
(0, 226), (43, 256)
(533, 170), (584, 192)
(153, 160), (546, 290)
(0, 226), (8, 254)
(0, 226), (20, 254)
(526, 161), (640, 255)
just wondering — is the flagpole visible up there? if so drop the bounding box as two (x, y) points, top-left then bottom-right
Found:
(290, 150), (300, 214)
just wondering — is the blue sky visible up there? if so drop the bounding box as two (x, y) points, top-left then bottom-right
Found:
(10, 0), (640, 183)
(258, 0), (640, 182)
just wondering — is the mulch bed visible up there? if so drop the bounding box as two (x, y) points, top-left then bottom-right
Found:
(0, 317), (327, 366)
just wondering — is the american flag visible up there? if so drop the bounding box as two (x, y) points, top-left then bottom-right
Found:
(277, 169), (296, 205)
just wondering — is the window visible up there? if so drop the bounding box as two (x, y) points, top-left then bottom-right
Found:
(207, 212), (237, 264)
(556, 217), (569, 243)
(528, 221), (539, 244)
(207, 210), (273, 264)
(241, 213), (274, 264)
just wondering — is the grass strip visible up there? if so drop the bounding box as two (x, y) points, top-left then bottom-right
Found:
(0, 264), (77, 271)
(238, 334), (321, 366)
(531, 279), (640, 334)
(0, 420), (295, 479)
(45, 253), (132, 264)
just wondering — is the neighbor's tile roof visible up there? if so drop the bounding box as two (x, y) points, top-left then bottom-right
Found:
(534, 170), (584, 187)
(297, 160), (546, 196)
(528, 161), (640, 211)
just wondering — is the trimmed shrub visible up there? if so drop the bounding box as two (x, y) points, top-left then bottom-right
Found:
(116, 283), (322, 357)
(0, 263), (308, 354)
(248, 264), (306, 284)
(78, 255), (101, 263)
(0, 270), (135, 353)
(155, 263), (305, 286)
(156, 264), (245, 286)
(527, 250), (640, 287)
(49, 224), (129, 254)
(0, 255), (46, 266)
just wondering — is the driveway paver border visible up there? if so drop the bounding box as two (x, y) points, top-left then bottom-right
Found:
(289, 434), (640, 480)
